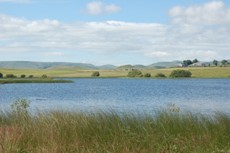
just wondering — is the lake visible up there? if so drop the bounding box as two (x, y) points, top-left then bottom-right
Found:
(0, 78), (230, 115)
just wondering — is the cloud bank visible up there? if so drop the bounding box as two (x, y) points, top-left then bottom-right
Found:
(0, 1), (230, 64)
(169, 1), (230, 25)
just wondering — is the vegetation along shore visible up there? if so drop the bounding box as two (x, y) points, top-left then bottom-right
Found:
(0, 99), (230, 152)
(0, 73), (72, 84)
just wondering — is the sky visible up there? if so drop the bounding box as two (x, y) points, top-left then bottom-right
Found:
(0, 0), (230, 65)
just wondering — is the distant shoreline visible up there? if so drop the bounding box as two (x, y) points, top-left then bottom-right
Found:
(0, 78), (73, 84)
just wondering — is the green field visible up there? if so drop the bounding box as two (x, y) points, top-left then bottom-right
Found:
(0, 100), (230, 152)
(0, 67), (230, 78)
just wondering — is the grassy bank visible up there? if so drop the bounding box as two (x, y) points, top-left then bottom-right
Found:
(0, 101), (230, 152)
(0, 67), (230, 78)
(0, 78), (72, 84)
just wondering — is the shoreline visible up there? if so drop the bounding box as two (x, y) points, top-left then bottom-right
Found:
(0, 78), (73, 84)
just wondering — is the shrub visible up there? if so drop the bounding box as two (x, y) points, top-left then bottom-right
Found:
(91, 71), (100, 77)
(0, 73), (3, 78)
(6, 74), (17, 78)
(10, 98), (30, 118)
(155, 73), (166, 78)
(127, 69), (143, 77)
(20, 74), (26, 78)
(41, 74), (48, 78)
(28, 75), (34, 78)
(144, 73), (151, 77)
(170, 70), (192, 78)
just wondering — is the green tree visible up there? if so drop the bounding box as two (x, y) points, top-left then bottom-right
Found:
(183, 60), (193, 67)
(213, 60), (218, 66)
(41, 74), (48, 78)
(144, 73), (151, 77)
(20, 74), (26, 78)
(155, 73), (166, 78)
(6, 74), (17, 78)
(28, 75), (34, 78)
(0, 73), (3, 78)
(127, 69), (143, 77)
(192, 59), (199, 63)
(91, 71), (100, 77)
(170, 70), (192, 78)
(221, 60), (228, 66)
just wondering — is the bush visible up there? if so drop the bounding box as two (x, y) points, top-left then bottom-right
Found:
(155, 73), (166, 78)
(0, 73), (3, 78)
(41, 74), (48, 78)
(144, 73), (151, 77)
(127, 69), (143, 77)
(6, 74), (17, 78)
(20, 74), (26, 78)
(11, 98), (30, 117)
(28, 75), (34, 78)
(91, 71), (100, 77)
(170, 70), (192, 78)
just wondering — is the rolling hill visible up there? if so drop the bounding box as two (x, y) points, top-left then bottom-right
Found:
(0, 61), (115, 70)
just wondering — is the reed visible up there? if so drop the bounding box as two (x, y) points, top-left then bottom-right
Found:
(0, 100), (229, 152)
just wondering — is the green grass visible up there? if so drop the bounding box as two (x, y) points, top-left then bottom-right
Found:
(0, 67), (230, 78)
(0, 100), (230, 152)
(0, 78), (72, 84)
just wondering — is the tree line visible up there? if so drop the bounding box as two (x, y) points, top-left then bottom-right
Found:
(0, 73), (48, 79)
(182, 59), (229, 67)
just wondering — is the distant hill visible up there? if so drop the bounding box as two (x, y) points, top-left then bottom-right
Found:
(0, 61), (116, 70)
(0, 60), (225, 70)
(116, 64), (148, 70)
(148, 61), (182, 68)
(98, 64), (117, 70)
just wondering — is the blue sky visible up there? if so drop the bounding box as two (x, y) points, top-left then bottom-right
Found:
(0, 0), (230, 65)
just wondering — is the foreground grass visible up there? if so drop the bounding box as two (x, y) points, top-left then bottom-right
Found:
(0, 102), (230, 152)
(0, 67), (230, 78)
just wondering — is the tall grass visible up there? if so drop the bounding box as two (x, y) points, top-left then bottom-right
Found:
(0, 100), (230, 152)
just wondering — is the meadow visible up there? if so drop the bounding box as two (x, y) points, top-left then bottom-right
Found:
(0, 67), (230, 78)
(0, 100), (230, 152)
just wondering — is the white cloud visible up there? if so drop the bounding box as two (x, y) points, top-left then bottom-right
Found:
(105, 4), (120, 14)
(145, 51), (171, 59)
(1, 1), (230, 64)
(86, 1), (103, 15)
(86, 1), (120, 15)
(169, 1), (230, 25)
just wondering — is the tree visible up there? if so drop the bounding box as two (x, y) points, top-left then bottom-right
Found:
(192, 58), (199, 63)
(28, 75), (34, 78)
(0, 73), (3, 78)
(155, 73), (166, 78)
(20, 74), (26, 78)
(6, 74), (17, 78)
(144, 73), (151, 77)
(221, 60), (228, 66)
(91, 71), (100, 77)
(41, 74), (48, 78)
(170, 70), (192, 78)
(183, 60), (193, 67)
(127, 69), (143, 77)
(213, 60), (218, 66)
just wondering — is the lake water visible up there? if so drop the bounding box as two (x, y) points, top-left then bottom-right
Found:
(0, 78), (230, 115)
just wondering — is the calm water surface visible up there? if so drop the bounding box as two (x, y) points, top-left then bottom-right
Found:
(0, 78), (230, 115)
